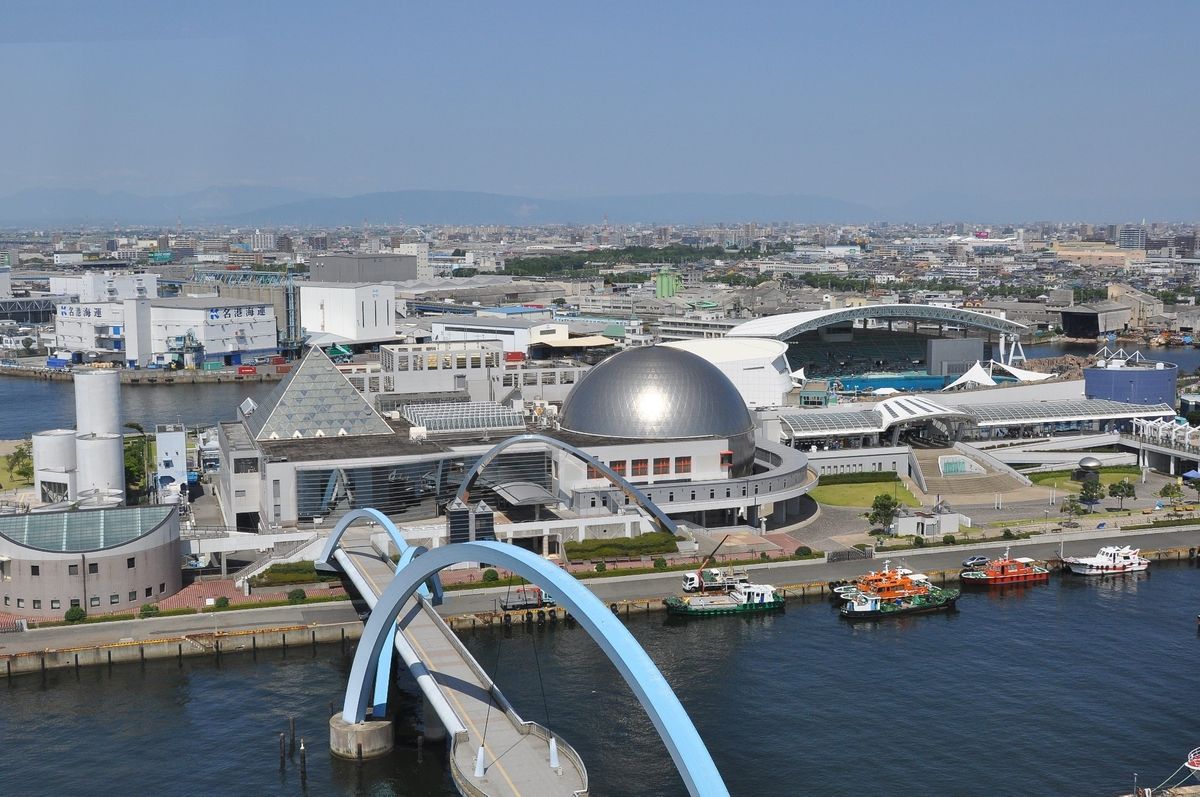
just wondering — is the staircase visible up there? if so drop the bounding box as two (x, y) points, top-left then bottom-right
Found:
(911, 447), (1026, 497)
(230, 536), (319, 586)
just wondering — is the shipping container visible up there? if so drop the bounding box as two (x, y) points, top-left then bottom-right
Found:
(202, 361), (224, 371)
(504, 351), (526, 362)
(275, 364), (292, 374)
(237, 365), (257, 375)
(270, 355), (286, 365)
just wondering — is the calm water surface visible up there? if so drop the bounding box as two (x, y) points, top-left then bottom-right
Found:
(0, 376), (279, 439)
(3, 565), (1199, 796)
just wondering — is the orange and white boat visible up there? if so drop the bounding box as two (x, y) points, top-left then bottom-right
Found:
(960, 548), (1049, 587)
(843, 560), (931, 601)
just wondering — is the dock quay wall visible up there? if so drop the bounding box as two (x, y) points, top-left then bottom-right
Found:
(1, 620), (362, 679)
(0, 364), (284, 384)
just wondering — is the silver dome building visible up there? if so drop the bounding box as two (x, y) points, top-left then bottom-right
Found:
(559, 346), (757, 477)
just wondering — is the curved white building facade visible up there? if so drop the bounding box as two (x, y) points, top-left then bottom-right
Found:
(663, 338), (793, 408)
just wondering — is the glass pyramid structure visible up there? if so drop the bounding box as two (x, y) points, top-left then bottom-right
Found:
(244, 347), (395, 441)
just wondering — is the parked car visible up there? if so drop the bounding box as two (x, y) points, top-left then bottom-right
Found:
(961, 555), (989, 569)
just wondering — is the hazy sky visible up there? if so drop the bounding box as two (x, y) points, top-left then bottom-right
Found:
(3, 0), (1197, 213)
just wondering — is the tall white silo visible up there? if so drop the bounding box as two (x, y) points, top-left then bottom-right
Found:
(32, 429), (77, 473)
(75, 432), (125, 502)
(32, 428), (79, 502)
(74, 369), (122, 437)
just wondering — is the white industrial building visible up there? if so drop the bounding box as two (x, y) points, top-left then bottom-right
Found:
(664, 338), (796, 408)
(49, 271), (158, 303)
(54, 297), (277, 367)
(344, 340), (590, 405)
(429, 316), (569, 354)
(299, 282), (397, 345)
(33, 369), (125, 506)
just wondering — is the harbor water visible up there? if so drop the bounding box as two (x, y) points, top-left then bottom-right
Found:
(0, 376), (279, 439)
(3, 564), (1198, 796)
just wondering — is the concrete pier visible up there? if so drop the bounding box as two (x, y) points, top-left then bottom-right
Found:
(329, 713), (394, 760)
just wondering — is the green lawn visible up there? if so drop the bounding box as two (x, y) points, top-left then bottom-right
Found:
(809, 481), (920, 507)
(1027, 467), (1141, 494)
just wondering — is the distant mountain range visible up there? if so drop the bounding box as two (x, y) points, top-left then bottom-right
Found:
(0, 186), (1195, 227)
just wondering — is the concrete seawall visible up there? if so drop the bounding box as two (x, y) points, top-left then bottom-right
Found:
(0, 365), (285, 384)
(1, 620), (362, 678)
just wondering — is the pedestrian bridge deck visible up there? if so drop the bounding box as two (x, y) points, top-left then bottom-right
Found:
(336, 531), (587, 797)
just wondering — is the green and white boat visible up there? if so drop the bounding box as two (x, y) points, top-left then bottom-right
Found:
(663, 582), (785, 616)
(839, 584), (960, 621)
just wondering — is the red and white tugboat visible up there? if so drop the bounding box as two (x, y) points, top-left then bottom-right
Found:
(960, 547), (1049, 587)
(1062, 545), (1149, 576)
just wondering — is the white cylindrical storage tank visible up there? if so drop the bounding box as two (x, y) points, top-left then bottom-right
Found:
(74, 369), (122, 437)
(32, 428), (77, 473)
(76, 432), (125, 499)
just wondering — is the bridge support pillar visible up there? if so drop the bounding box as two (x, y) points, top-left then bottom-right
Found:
(329, 713), (393, 760)
(422, 695), (447, 742)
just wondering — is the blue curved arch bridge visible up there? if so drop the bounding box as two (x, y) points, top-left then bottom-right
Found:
(317, 509), (729, 797)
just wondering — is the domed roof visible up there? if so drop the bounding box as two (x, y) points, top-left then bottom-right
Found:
(560, 346), (753, 440)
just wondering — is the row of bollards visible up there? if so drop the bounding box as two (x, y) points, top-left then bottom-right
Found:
(278, 716), (306, 783)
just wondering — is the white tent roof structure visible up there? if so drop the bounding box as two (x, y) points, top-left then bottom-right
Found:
(943, 361), (997, 391)
(989, 360), (1052, 382)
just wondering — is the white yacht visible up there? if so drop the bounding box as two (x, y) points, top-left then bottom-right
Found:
(1062, 545), (1150, 576)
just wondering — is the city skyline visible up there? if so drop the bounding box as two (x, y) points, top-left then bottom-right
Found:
(3, 1), (1199, 221)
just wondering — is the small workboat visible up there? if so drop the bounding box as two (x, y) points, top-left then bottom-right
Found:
(840, 585), (960, 621)
(960, 548), (1049, 587)
(663, 582), (784, 616)
(1062, 545), (1149, 575)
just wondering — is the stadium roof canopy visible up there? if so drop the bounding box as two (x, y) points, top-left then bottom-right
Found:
(963, 399), (1174, 427)
(728, 304), (1027, 340)
(776, 396), (1172, 440)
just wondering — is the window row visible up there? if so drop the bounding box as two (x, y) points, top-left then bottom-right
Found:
(4, 582), (168, 611)
(586, 456), (691, 480)
(36, 556), (139, 577)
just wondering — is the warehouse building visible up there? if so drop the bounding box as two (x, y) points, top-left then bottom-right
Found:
(54, 297), (278, 367)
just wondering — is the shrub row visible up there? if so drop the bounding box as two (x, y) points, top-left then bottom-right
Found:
(815, 470), (899, 485)
(1123, 517), (1200, 531)
(564, 531), (680, 560)
(250, 561), (341, 587)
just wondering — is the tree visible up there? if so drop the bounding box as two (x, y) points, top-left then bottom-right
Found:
(5, 440), (32, 482)
(287, 588), (306, 604)
(866, 493), (900, 532)
(1079, 480), (1104, 511)
(20, 337), (33, 353)
(123, 422), (149, 502)
(1158, 482), (1183, 503)
(1059, 497), (1085, 519)
(1108, 479), (1136, 510)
